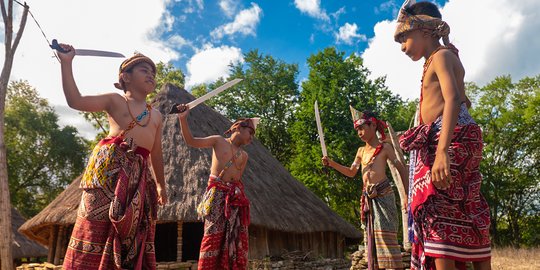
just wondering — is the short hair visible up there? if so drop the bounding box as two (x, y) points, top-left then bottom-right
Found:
(405, 1), (442, 19)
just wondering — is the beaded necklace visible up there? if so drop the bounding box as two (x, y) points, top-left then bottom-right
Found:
(125, 96), (152, 127)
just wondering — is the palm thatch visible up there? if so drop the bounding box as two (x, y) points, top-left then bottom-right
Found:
(20, 83), (361, 247)
(11, 208), (47, 259)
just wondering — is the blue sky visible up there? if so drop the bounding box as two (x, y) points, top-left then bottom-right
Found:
(160, 0), (440, 85)
(4, 0), (540, 138)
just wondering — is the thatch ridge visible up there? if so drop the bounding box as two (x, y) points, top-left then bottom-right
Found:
(20, 83), (361, 245)
(12, 208), (48, 259)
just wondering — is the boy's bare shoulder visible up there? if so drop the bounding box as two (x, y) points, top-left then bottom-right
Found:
(433, 48), (461, 67)
(151, 107), (162, 116)
(381, 142), (396, 155)
(382, 141), (394, 149)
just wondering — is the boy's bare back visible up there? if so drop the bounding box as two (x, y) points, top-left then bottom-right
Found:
(209, 136), (248, 182)
(420, 49), (466, 124)
(177, 105), (251, 183)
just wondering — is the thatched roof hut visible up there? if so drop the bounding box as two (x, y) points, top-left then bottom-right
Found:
(20, 84), (361, 264)
(9, 208), (47, 262)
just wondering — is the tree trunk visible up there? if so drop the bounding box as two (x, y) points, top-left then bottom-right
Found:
(0, 1), (29, 268)
(0, 118), (12, 269)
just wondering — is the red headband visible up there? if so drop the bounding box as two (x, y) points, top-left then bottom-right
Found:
(353, 116), (388, 140)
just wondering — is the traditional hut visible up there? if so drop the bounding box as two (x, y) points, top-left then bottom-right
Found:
(5, 208), (47, 265)
(20, 84), (361, 265)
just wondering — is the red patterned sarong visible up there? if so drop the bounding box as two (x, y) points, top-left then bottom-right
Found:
(198, 175), (250, 270)
(400, 122), (491, 270)
(63, 136), (158, 270)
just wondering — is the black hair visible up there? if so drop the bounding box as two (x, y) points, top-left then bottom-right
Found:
(405, 1), (442, 19)
(362, 110), (378, 119)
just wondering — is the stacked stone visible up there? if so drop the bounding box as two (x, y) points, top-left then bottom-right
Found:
(349, 249), (367, 270)
(401, 249), (411, 269)
(16, 263), (62, 270)
(249, 257), (351, 269)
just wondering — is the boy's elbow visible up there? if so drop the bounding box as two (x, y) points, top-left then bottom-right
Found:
(66, 100), (82, 110)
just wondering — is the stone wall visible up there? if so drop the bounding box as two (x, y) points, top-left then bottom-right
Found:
(350, 248), (411, 270)
(250, 258), (351, 270)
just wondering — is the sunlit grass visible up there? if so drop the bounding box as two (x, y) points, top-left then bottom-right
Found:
(491, 247), (540, 270)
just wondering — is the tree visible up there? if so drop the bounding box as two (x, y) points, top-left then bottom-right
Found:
(5, 81), (88, 217)
(288, 47), (413, 228)
(0, 1), (28, 267)
(82, 61), (185, 143)
(199, 50), (300, 164)
(467, 75), (540, 247)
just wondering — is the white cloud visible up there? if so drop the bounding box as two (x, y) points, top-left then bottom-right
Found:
(163, 11), (175, 32)
(294, 0), (329, 21)
(219, 0), (239, 17)
(185, 45), (243, 88)
(166, 34), (192, 50)
(211, 3), (262, 40)
(1, 0), (180, 138)
(330, 6), (346, 21)
(362, 0), (540, 101)
(181, 0), (204, 14)
(375, 0), (399, 16)
(54, 105), (99, 139)
(335, 23), (367, 45)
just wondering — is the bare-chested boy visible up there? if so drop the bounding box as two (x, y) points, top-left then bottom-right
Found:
(322, 110), (408, 270)
(57, 44), (167, 270)
(176, 104), (254, 270)
(394, 1), (491, 269)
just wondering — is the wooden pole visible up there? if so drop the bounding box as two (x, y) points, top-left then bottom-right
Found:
(47, 225), (58, 263)
(53, 226), (65, 265)
(177, 221), (183, 262)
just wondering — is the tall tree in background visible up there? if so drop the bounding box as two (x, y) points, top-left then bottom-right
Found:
(288, 47), (414, 228)
(82, 61), (185, 143)
(468, 75), (540, 247)
(6, 81), (88, 217)
(201, 50), (299, 164)
(0, 1), (28, 267)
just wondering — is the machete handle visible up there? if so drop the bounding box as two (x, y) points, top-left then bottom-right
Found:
(50, 39), (69, 53)
(169, 103), (188, 114)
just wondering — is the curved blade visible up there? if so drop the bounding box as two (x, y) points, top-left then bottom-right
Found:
(314, 101), (328, 157)
(74, 49), (125, 58)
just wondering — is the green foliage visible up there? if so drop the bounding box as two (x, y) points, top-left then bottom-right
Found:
(5, 80), (89, 217)
(468, 75), (540, 247)
(149, 61), (185, 100)
(288, 47), (414, 228)
(190, 84), (208, 98)
(200, 50), (300, 165)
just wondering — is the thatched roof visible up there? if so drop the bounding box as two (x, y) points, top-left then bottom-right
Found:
(12, 208), (47, 259)
(20, 83), (361, 246)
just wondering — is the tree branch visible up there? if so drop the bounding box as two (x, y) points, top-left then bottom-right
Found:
(10, 3), (28, 55)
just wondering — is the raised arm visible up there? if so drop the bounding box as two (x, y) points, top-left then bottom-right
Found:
(321, 147), (362, 178)
(56, 43), (116, 112)
(150, 112), (167, 205)
(177, 104), (220, 148)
